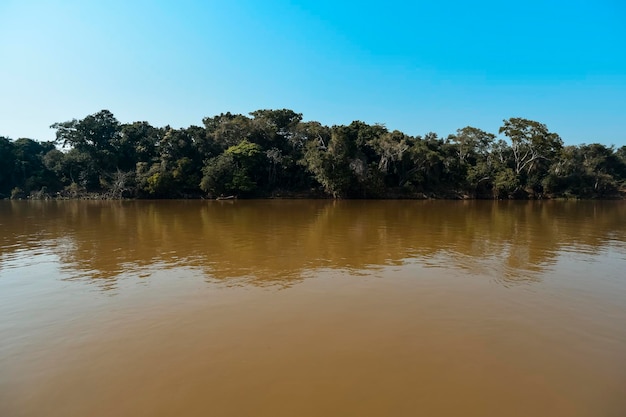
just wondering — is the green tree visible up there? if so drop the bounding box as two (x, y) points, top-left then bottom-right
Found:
(447, 127), (504, 197)
(11, 138), (57, 194)
(366, 130), (411, 189)
(315, 121), (388, 197)
(135, 126), (210, 198)
(578, 144), (624, 196)
(247, 109), (305, 192)
(51, 110), (124, 192)
(499, 118), (562, 180)
(118, 121), (161, 168)
(493, 167), (520, 199)
(52, 110), (121, 171)
(448, 126), (496, 166)
(249, 109), (302, 151)
(135, 161), (174, 198)
(200, 140), (264, 197)
(0, 137), (17, 196)
(292, 121), (332, 192)
(200, 153), (236, 197)
(616, 146), (626, 165)
(202, 112), (252, 150)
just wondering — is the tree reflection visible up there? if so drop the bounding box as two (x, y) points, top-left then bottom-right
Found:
(1, 200), (625, 291)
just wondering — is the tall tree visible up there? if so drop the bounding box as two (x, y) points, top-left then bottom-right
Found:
(51, 110), (122, 183)
(499, 118), (562, 177)
(11, 138), (57, 193)
(200, 140), (264, 197)
(0, 137), (16, 195)
(202, 112), (252, 150)
(118, 121), (161, 169)
(448, 126), (496, 165)
(249, 109), (302, 152)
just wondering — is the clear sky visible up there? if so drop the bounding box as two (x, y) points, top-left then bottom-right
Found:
(1, 0), (625, 146)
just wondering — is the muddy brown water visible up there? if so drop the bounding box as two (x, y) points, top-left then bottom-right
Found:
(1, 200), (625, 417)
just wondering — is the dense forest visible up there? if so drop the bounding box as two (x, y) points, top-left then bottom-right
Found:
(1, 109), (625, 199)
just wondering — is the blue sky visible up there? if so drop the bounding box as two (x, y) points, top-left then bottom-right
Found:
(1, 0), (625, 146)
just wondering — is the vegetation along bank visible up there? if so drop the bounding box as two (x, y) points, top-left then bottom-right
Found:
(2, 109), (625, 200)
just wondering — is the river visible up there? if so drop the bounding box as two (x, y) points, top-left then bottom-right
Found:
(1, 200), (625, 417)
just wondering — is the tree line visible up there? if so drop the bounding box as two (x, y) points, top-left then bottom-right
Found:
(1, 109), (625, 199)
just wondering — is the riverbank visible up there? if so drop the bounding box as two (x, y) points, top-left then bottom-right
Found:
(5, 187), (626, 201)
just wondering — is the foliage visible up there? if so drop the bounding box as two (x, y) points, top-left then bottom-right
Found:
(499, 118), (563, 196)
(0, 109), (623, 199)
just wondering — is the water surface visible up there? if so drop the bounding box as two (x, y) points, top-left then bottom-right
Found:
(1, 200), (625, 417)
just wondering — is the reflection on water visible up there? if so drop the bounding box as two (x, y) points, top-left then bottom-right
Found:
(1, 200), (625, 290)
(1, 200), (626, 417)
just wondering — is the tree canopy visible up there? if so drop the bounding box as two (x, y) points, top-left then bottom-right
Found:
(0, 110), (624, 199)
